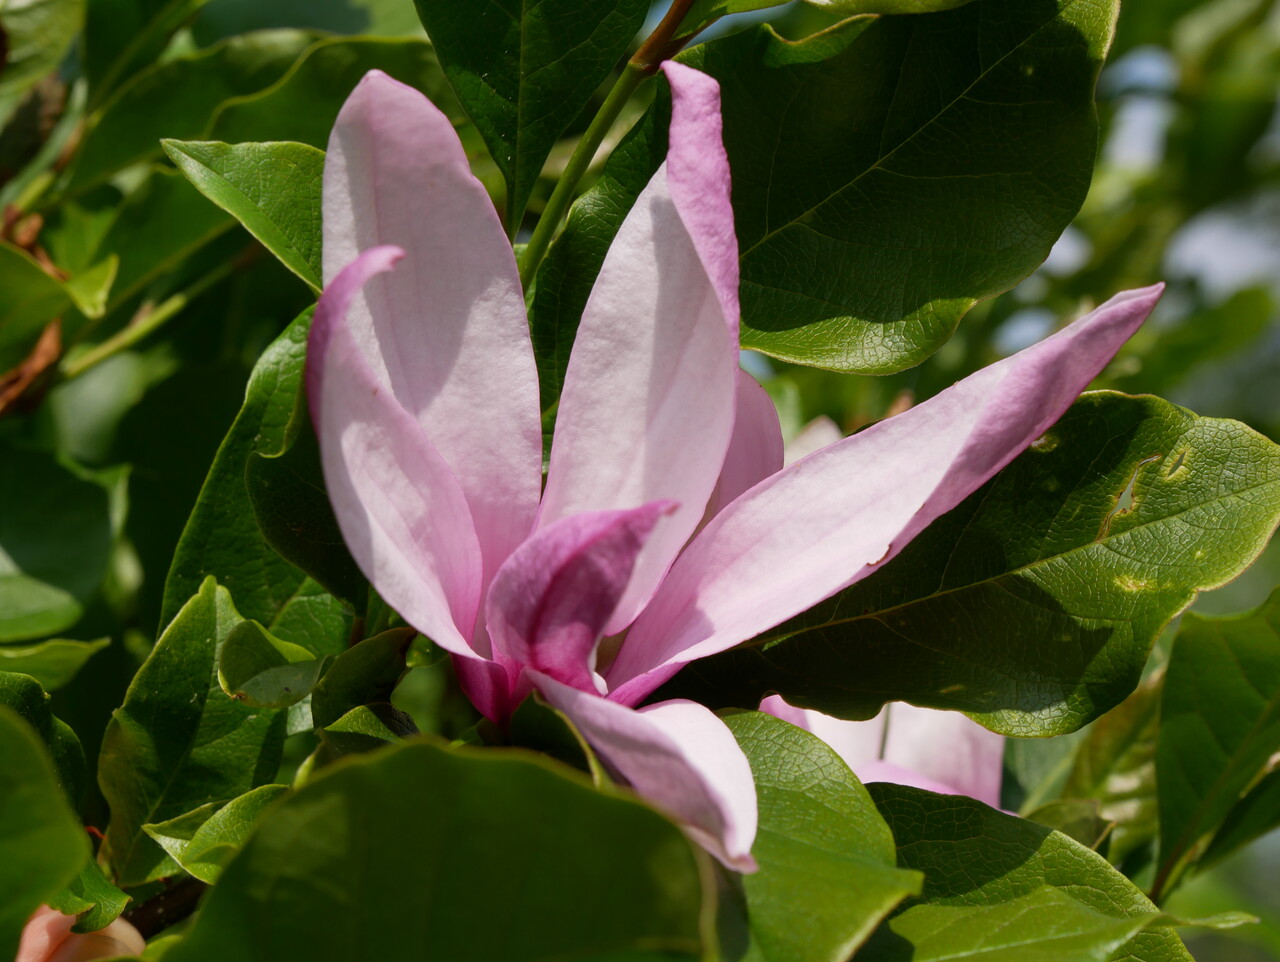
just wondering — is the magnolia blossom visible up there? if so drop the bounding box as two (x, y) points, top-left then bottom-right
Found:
(15, 907), (144, 962)
(310, 63), (1161, 870)
(762, 696), (1005, 807)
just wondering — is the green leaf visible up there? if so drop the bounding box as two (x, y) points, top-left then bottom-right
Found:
(860, 785), (1183, 961)
(529, 83), (669, 414)
(1153, 588), (1280, 899)
(144, 784), (289, 884)
(723, 712), (921, 961)
(217, 619), (326, 709)
(1062, 668), (1164, 864)
(310, 627), (415, 730)
(162, 140), (324, 291)
(412, 0), (650, 224)
(266, 577), (351, 659)
(0, 671), (85, 808)
(1024, 799), (1111, 850)
(99, 578), (287, 886)
(0, 0), (84, 98)
(318, 703), (418, 757)
(0, 637), (110, 689)
(0, 239), (73, 371)
(804, 0), (977, 13)
(90, 166), (235, 314)
(0, 446), (113, 642)
(244, 404), (367, 608)
(1197, 767), (1280, 872)
(663, 393), (1280, 736)
(63, 254), (119, 320)
(48, 859), (131, 934)
(160, 310), (311, 630)
(687, 0), (1116, 372)
(69, 28), (316, 191)
(83, 0), (213, 104)
(208, 36), (460, 150)
(164, 740), (710, 962)
(0, 707), (89, 961)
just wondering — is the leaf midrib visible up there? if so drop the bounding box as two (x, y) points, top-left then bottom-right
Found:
(738, 1), (1073, 260)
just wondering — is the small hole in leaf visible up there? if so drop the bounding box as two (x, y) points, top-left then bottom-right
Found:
(1099, 454), (1161, 538)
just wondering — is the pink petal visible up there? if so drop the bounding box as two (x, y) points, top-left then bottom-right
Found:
(486, 503), (676, 694)
(534, 672), (758, 872)
(610, 286), (1164, 696)
(538, 65), (740, 636)
(875, 703), (1005, 808)
(16, 908), (145, 962)
(308, 246), (483, 658)
(704, 370), (784, 519)
(453, 654), (524, 725)
(761, 698), (1005, 808)
(325, 70), (542, 590)
(16, 907), (75, 962)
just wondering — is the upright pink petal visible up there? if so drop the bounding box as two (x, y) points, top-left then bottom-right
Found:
(324, 70), (542, 589)
(534, 672), (758, 872)
(704, 370), (785, 519)
(762, 698), (1005, 808)
(486, 503), (676, 694)
(309, 247), (483, 657)
(538, 65), (740, 636)
(610, 286), (1164, 695)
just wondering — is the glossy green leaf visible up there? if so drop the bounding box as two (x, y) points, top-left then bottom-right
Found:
(266, 578), (351, 659)
(245, 406), (367, 608)
(310, 627), (415, 729)
(69, 29), (315, 191)
(160, 310), (311, 630)
(0, 240), (73, 371)
(48, 859), (131, 934)
(0, 446), (112, 642)
(688, 0), (1116, 372)
(144, 784), (289, 884)
(0, 0), (85, 98)
(83, 0), (213, 104)
(208, 36), (459, 150)
(165, 740), (710, 962)
(663, 393), (1280, 736)
(723, 712), (921, 961)
(0, 637), (110, 689)
(860, 785), (1184, 961)
(99, 578), (287, 886)
(318, 703), (418, 756)
(0, 671), (85, 805)
(412, 0), (649, 224)
(0, 707), (89, 962)
(162, 139), (324, 291)
(217, 620), (325, 709)
(1063, 669), (1163, 864)
(1154, 589), (1280, 900)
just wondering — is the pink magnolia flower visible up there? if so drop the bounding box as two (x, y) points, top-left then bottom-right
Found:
(310, 63), (1161, 870)
(762, 696), (1005, 807)
(15, 907), (144, 962)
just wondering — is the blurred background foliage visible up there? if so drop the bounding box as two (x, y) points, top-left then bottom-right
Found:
(0, 0), (1275, 958)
